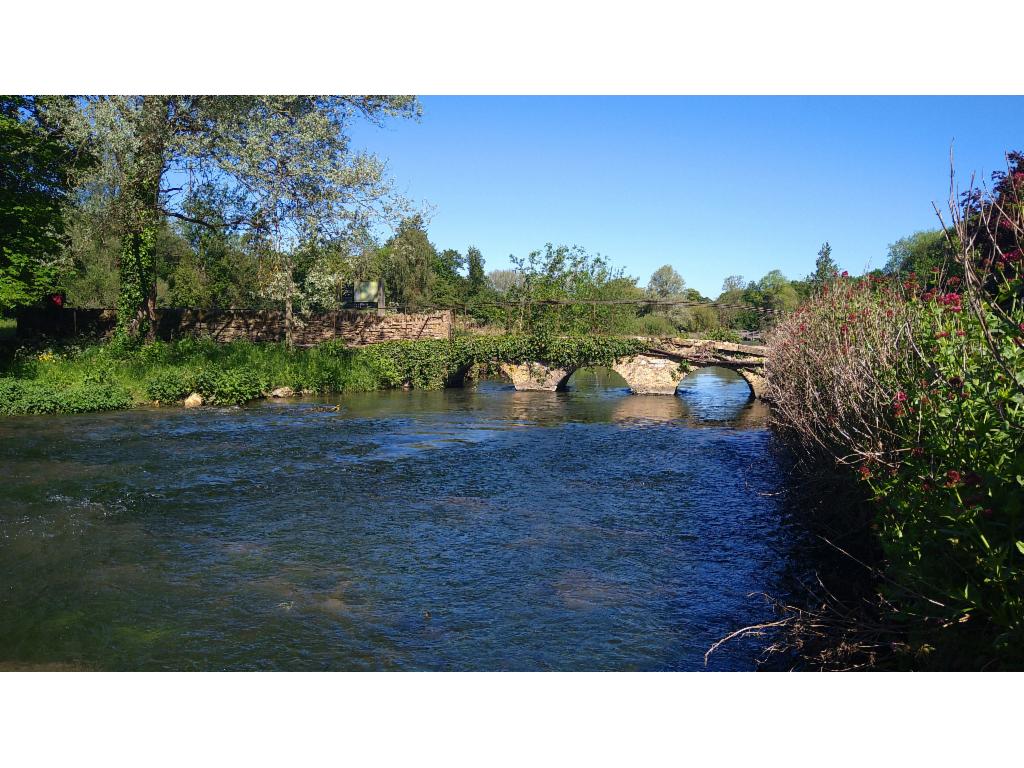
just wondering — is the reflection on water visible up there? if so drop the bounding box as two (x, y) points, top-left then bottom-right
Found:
(0, 367), (796, 671)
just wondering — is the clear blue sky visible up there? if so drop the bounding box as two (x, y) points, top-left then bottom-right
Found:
(349, 96), (1024, 298)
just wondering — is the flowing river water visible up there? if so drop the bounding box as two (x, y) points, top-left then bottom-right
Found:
(0, 367), (810, 671)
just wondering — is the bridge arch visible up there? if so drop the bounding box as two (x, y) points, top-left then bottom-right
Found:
(445, 339), (769, 399)
(674, 364), (763, 402)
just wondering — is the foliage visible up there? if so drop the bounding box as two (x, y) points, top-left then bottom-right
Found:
(115, 227), (156, 339)
(497, 244), (645, 335)
(809, 241), (839, 291)
(0, 333), (647, 415)
(44, 96), (420, 339)
(487, 269), (522, 294)
(766, 154), (1024, 668)
(466, 246), (486, 295)
(725, 269), (800, 330)
(646, 264), (686, 298)
(0, 96), (79, 312)
(884, 229), (956, 281)
(0, 376), (131, 415)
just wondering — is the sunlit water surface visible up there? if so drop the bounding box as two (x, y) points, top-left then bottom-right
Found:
(0, 367), (806, 670)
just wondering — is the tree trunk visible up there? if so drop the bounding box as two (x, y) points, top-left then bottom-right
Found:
(145, 284), (158, 342)
(285, 294), (294, 347)
(377, 281), (386, 317)
(119, 96), (170, 341)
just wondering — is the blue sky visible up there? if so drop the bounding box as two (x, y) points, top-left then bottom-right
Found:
(349, 96), (1024, 298)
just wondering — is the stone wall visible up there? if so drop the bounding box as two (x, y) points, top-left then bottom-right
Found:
(15, 307), (453, 347)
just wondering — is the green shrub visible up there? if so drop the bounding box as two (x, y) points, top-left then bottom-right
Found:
(0, 377), (131, 415)
(144, 369), (195, 402)
(207, 367), (266, 405)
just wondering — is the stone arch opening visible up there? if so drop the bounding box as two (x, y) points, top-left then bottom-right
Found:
(447, 360), (516, 389)
(566, 366), (630, 392)
(675, 365), (757, 411)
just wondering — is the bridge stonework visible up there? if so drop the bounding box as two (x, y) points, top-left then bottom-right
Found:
(494, 338), (769, 399)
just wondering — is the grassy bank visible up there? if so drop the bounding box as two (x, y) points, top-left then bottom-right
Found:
(0, 333), (647, 415)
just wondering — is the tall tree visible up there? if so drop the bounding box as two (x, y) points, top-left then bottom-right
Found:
(720, 274), (745, 294)
(0, 96), (79, 313)
(378, 215), (437, 310)
(810, 241), (839, 290)
(646, 264), (686, 299)
(466, 246), (486, 296)
(883, 229), (959, 284)
(47, 96), (419, 340)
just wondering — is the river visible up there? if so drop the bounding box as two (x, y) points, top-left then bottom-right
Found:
(0, 367), (808, 670)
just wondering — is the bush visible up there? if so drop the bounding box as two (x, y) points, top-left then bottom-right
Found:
(766, 249), (1023, 666)
(144, 369), (194, 402)
(0, 377), (132, 415)
(207, 367), (266, 405)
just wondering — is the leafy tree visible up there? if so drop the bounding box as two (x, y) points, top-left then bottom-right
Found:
(721, 275), (745, 294)
(883, 229), (955, 280)
(505, 244), (643, 334)
(810, 241), (839, 291)
(377, 215), (437, 310)
(487, 269), (521, 294)
(646, 264), (685, 299)
(466, 246), (486, 296)
(428, 247), (466, 308)
(46, 95), (419, 340)
(165, 188), (259, 308)
(0, 96), (79, 313)
(737, 270), (800, 329)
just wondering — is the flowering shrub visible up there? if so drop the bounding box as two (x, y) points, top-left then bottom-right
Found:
(766, 155), (1024, 668)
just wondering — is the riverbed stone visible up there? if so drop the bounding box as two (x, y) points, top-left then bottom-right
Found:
(183, 392), (203, 408)
(269, 386), (295, 398)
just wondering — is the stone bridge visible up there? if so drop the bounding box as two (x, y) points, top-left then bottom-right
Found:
(490, 338), (769, 398)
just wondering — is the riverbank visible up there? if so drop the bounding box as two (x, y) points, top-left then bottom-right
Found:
(759, 263), (1024, 670)
(0, 334), (647, 415)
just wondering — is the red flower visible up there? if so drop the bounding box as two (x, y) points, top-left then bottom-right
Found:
(945, 470), (962, 487)
(858, 466), (872, 480)
(894, 391), (908, 402)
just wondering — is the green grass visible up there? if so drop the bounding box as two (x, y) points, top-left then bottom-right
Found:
(0, 333), (649, 415)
